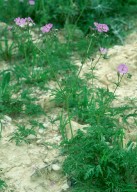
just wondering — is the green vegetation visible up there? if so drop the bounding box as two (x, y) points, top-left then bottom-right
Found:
(0, 0), (137, 191)
(0, 179), (7, 190)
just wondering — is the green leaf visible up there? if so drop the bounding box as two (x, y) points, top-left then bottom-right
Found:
(1, 72), (10, 93)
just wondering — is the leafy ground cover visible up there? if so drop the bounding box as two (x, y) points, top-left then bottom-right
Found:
(0, 0), (137, 191)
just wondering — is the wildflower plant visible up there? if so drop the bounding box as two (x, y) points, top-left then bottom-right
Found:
(14, 17), (35, 27)
(57, 21), (137, 192)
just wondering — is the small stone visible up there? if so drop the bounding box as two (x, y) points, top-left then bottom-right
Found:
(54, 136), (61, 142)
(61, 183), (69, 191)
(52, 164), (61, 171)
(43, 158), (49, 163)
(52, 126), (58, 131)
(36, 139), (43, 144)
(27, 134), (36, 140)
(47, 145), (52, 149)
(38, 129), (45, 134)
(106, 73), (113, 81)
(36, 134), (42, 139)
(43, 123), (49, 127)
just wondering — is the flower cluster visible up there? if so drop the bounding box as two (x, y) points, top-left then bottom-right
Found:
(41, 23), (53, 33)
(117, 64), (128, 74)
(94, 22), (109, 33)
(14, 17), (35, 27)
(99, 47), (107, 55)
(29, 0), (35, 5)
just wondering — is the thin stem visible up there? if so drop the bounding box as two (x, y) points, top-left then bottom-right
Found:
(90, 54), (102, 93)
(91, 54), (101, 71)
(66, 95), (73, 139)
(104, 73), (124, 113)
(113, 74), (124, 95)
(77, 37), (93, 77)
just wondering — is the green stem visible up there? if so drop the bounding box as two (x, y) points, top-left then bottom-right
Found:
(91, 54), (102, 71)
(66, 95), (73, 139)
(77, 37), (93, 77)
(90, 54), (102, 96)
(104, 73), (124, 113)
(113, 74), (124, 95)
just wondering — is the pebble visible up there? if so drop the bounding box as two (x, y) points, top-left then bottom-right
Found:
(36, 139), (43, 144)
(27, 135), (37, 140)
(52, 126), (58, 131)
(43, 158), (49, 164)
(61, 183), (69, 191)
(54, 136), (61, 142)
(52, 164), (61, 171)
(38, 129), (45, 134)
(36, 134), (42, 139)
(47, 145), (52, 149)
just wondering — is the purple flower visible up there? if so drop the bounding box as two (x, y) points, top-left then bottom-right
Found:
(29, 0), (35, 5)
(27, 17), (35, 26)
(99, 47), (107, 55)
(41, 23), (53, 33)
(14, 17), (34, 27)
(14, 17), (26, 27)
(94, 22), (109, 33)
(117, 64), (128, 74)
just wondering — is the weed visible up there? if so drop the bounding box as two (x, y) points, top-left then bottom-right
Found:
(10, 124), (36, 145)
(29, 119), (46, 130)
(0, 179), (7, 190)
(61, 127), (137, 191)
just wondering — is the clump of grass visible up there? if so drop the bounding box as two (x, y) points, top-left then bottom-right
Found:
(9, 124), (36, 145)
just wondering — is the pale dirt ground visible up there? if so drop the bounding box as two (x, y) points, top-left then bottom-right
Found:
(0, 23), (137, 192)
